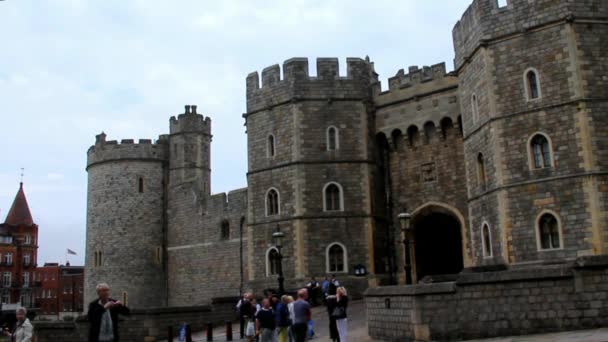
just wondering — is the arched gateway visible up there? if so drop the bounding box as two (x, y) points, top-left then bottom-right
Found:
(411, 203), (466, 282)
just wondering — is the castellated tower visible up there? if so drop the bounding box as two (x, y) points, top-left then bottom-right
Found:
(85, 132), (168, 309)
(245, 58), (383, 292)
(454, 0), (608, 266)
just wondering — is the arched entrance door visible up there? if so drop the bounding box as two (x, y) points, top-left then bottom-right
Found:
(412, 206), (464, 281)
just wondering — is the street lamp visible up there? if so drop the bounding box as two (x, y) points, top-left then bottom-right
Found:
(272, 225), (285, 295)
(398, 212), (413, 285)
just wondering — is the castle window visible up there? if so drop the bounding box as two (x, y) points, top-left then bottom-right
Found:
(524, 68), (541, 101)
(267, 135), (276, 158)
(266, 188), (280, 216)
(482, 223), (492, 258)
(424, 122), (436, 143)
(477, 153), (487, 188)
(220, 220), (230, 240)
(323, 182), (343, 212)
(391, 129), (403, 151)
(94, 250), (103, 267)
(266, 247), (281, 276)
(326, 243), (347, 273)
(138, 177), (144, 193)
(497, 0), (508, 8)
(407, 125), (420, 147)
(471, 94), (479, 124)
(155, 247), (162, 264)
(327, 126), (339, 151)
(529, 133), (553, 169)
(122, 291), (128, 306)
(537, 212), (562, 250)
(440, 117), (454, 139)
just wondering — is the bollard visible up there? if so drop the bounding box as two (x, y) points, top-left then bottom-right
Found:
(226, 321), (233, 341)
(167, 326), (173, 342)
(186, 324), (192, 342)
(206, 322), (213, 341)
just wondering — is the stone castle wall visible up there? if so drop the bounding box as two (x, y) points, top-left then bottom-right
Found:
(366, 256), (608, 342)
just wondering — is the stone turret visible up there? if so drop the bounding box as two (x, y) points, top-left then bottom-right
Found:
(85, 132), (168, 309)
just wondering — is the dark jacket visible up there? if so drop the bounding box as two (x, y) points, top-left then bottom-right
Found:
(87, 298), (130, 342)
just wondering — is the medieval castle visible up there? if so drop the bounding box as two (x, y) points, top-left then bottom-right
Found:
(84, 0), (608, 312)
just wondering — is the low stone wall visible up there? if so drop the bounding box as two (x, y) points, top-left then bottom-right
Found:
(34, 303), (234, 342)
(365, 256), (608, 341)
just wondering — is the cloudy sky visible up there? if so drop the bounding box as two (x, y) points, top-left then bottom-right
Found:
(0, 0), (473, 266)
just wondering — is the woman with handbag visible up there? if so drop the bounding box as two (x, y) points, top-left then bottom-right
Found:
(334, 287), (348, 342)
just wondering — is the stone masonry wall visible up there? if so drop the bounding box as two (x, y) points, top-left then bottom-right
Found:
(366, 256), (608, 342)
(85, 157), (167, 309)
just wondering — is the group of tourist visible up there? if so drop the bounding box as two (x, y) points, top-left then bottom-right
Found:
(237, 275), (348, 342)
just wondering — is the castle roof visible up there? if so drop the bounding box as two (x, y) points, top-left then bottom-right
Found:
(4, 182), (34, 226)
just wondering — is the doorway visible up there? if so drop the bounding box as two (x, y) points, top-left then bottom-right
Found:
(413, 210), (464, 281)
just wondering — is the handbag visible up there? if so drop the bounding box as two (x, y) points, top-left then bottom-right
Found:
(331, 306), (346, 319)
(245, 320), (255, 337)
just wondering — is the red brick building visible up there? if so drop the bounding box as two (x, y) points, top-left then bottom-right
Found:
(0, 182), (39, 308)
(36, 263), (84, 317)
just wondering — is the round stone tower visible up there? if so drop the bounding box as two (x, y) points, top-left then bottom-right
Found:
(454, 0), (608, 266)
(85, 132), (168, 309)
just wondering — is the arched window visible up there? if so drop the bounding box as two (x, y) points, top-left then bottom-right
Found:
(266, 188), (280, 216)
(537, 212), (561, 250)
(266, 248), (281, 276)
(327, 126), (339, 151)
(323, 182), (343, 212)
(326, 243), (347, 273)
(220, 220), (230, 240)
(481, 223), (492, 258)
(529, 134), (553, 169)
(391, 129), (403, 151)
(267, 135), (276, 158)
(525, 69), (541, 101)
(471, 94), (479, 124)
(424, 122), (436, 143)
(138, 177), (144, 193)
(407, 125), (420, 147)
(477, 153), (487, 188)
(440, 117), (454, 139)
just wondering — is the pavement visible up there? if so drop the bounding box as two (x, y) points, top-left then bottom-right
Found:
(161, 301), (608, 342)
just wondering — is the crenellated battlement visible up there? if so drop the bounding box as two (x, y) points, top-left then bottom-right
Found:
(373, 62), (458, 108)
(452, 0), (608, 69)
(170, 105), (212, 136)
(86, 132), (169, 169)
(245, 57), (375, 113)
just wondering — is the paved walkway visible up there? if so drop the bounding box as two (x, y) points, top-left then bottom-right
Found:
(162, 301), (608, 342)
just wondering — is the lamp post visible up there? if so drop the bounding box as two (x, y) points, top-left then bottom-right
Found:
(272, 225), (285, 295)
(398, 212), (413, 285)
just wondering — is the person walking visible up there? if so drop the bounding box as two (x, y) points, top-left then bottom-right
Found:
(255, 298), (276, 342)
(237, 293), (251, 339)
(291, 289), (311, 342)
(325, 282), (339, 342)
(87, 282), (130, 342)
(241, 293), (257, 342)
(286, 296), (295, 342)
(276, 295), (291, 342)
(334, 287), (349, 342)
(306, 277), (320, 306)
(2, 307), (33, 342)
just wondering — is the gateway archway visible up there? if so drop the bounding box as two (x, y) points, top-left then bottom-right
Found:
(412, 204), (464, 281)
